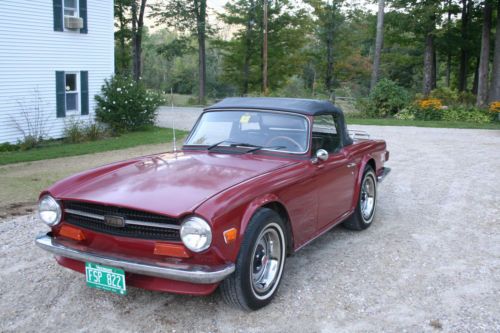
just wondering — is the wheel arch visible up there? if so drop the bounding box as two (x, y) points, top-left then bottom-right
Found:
(351, 156), (377, 210)
(239, 194), (294, 255)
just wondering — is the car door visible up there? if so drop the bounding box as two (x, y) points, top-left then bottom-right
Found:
(312, 115), (356, 231)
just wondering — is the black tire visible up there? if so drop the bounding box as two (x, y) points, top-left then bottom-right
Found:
(343, 166), (377, 231)
(220, 208), (287, 310)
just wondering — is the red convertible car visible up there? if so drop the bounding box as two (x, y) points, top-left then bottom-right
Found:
(36, 97), (390, 310)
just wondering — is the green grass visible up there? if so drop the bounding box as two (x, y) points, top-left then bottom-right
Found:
(0, 127), (188, 166)
(347, 118), (500, 130)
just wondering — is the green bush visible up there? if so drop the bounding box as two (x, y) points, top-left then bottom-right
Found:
(397, 104), (494, 123)
(64, 118), (108, 143)
(361, 79), (410, 117)
(0, 142), (20, 152)
(95, 75), (165, 133)
(441, 106), (493, 123)
(428, 88), (476, 106)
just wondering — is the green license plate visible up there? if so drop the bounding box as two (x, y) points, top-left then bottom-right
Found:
(85, 262), (127, 295)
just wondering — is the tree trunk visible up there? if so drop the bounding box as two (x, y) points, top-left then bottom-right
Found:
(458, 0), (472, 91)
(432, 49), (437, 90)
(262, 0), (269, 95)
(242, 0), (255, 95)
(477, 0), (492, 107)
(325, 6), (334, 94)
(423, 34), (434, 96)
(195, 0), (206, 103)
(445, 0), (452, 87)
(132, 0), (147, 81)
(489, 0), (500, 103)
(117, 2), (128, 74)
(472, 57), (479, 95)
(370, 0), (385, 91)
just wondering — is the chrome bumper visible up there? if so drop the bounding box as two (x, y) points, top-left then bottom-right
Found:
(377, 167), (391, 182)
(35, 233), (235, 284)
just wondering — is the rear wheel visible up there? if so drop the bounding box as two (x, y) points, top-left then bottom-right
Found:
(220, 208), (287, 310)
(343, 166), (377, 230)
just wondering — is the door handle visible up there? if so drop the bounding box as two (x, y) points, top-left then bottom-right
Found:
(347, 162), (356, 168)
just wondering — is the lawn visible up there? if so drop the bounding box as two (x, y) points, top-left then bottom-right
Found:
(0, 127), (188, 166)
(347, 117), (500, 130)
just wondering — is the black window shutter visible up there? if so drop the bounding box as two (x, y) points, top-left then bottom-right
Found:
(80, 71), (89, 115)
(53, 0), (63, 32)
(79, 0), (88, 34)
(56, 71), (66, 118)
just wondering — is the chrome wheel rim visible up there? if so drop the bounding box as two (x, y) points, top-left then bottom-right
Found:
(250, 226), (282, 295)
(360, 175), (376, 221)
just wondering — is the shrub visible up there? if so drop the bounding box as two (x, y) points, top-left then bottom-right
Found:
(400, 103), (493, 123)
(95, 75), (165, 132)
(429, 88), (475, 106)
(64, 118), (108, 143)
(490, 101), (500, 113)
(0, 142), (20, 152)
(441, 106), (493, 123)
(64, 118), (86, 143)
(361, 79), (410, 117)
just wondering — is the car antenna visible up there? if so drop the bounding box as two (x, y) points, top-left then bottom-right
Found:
(171, 88), (177, 154)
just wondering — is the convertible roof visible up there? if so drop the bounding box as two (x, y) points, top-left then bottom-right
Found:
(204, 97), (343, 116)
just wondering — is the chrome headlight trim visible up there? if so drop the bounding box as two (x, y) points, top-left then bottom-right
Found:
(38, 195), (62, 227)
(180, 216), (212, 253)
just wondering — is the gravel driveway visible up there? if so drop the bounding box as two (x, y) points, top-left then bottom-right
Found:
(1, 125), (499, 332)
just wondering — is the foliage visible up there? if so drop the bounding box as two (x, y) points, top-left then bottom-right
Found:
(360, 79), (410, 117)
(11, 88), (48, 150)
(95, 75), (165, 132)
(218, 0), (310, 94)
(397, 103), (493, 123)
(417, 98), (442, 110)
(64, 118), (108, 143)
(489, 101), (500, 113)
(428, 87), (476, 106)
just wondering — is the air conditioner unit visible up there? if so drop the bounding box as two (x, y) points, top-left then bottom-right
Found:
(64, 16), (84, 29)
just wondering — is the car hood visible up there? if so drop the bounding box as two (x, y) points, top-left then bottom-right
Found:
(49, 151), (298, 218)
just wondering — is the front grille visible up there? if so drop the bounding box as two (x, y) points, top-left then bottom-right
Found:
(62, 201), (181, 241)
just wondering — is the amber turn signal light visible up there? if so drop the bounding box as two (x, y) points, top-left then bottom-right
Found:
(154, 242), (191, 258)
(59, 225), (86, 241)
(223, 228), (238, 244)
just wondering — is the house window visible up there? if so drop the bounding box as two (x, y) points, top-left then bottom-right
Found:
(65, 73), (78, 112)
(64, 0), (78, 17)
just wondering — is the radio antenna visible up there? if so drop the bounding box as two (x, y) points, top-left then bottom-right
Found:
(171, 88), (177, 153)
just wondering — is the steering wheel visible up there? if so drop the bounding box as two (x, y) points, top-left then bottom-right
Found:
(266, 136), (304, 152)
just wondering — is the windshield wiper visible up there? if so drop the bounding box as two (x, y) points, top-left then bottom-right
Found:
(206, 141), (283, 153)
(206, 140), (249, 150)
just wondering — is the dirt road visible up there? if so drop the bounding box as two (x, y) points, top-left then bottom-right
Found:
(1, 125), (499, 332)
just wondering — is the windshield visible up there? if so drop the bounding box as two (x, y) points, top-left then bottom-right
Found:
(184, 111), (309, 153)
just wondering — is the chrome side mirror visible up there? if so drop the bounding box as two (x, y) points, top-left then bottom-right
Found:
(316, 149), (329, 161)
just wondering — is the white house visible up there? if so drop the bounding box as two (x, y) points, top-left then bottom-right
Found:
(0, 0), (114, 144)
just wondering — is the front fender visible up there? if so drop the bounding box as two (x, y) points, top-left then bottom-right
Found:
(239, 193), (283, 238)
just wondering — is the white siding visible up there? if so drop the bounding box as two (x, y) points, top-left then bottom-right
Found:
(0, 0), (114, 143)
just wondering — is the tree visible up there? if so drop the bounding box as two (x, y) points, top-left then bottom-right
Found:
(131, 0), (147, 81)
(458, 0), (473, 91)
(219, 0), (309, 94)
(307, 0), (343, 95)
(476, 0), (492, 107)
(490, 0), (500, 102)
(115, 0), (133, 74)
(370, 0), (385, 91)
(150, 0), (208, 103)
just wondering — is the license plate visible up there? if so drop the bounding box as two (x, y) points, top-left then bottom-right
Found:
(85, 262), (127, 295)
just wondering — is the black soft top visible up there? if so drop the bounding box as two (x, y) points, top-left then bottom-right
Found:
(204, 97), (353, 146)
(205, 97), (343, 116)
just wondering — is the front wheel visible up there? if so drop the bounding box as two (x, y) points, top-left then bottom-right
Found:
(343, 166), (377, 230)
(220, 208), (287, 310)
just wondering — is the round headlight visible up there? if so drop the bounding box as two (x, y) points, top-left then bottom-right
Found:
(38, 195), (62, 226)
(180, 216), (212, 252)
